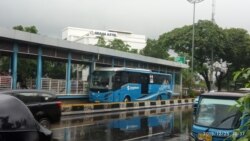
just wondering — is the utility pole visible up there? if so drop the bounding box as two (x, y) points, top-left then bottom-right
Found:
(210, 0), (216, 91)
(212, 0), (216, 23)
(187, 0), (205, 75)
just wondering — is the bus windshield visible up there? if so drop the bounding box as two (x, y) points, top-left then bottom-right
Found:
(91, 71), (115, 89)
(195, 98), (241, 129)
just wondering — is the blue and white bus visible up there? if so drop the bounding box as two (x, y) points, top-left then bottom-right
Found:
(89, 67), (173, 103)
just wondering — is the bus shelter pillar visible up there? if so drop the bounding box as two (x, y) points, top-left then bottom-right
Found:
(112, 58), (114, 67)
(172, 72), (176, 92)
(180, 72), (183, 98)
(89, 58), (96, 85)
(66, 52), (72, 95)
(12, 43), (18, 89)
(123, 59), (126, 67)
(36, 47), (42, 89)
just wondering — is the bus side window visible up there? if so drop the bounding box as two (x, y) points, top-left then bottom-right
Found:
(153, 75), (170, 85)
(153, 75), (160, 84)
(128, 72), (139, 83)
(113, 72), (121, 89)
(140, 74), (149, 83)
(121, 72), (128, 83)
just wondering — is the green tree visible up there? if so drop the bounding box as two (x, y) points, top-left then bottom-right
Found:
(13, 25), (24, 31)
(128, 49), (138, 54)
(96, 36), (107, 47)
(231, 68), (250, 141)
(158, 20), (227, 91)
(233, 68), (250, 88)
(43, 61), (66, 79)
(107, 39), (130, 52)
(223, 29), (250, 89)
(17, 58), (37, 88)
(0, 56), (10, 73)
(223, 28), (250, 69)
(140, 39), (169, 59)
(13, 25), (38, 34)
(96, 36), (139, 54)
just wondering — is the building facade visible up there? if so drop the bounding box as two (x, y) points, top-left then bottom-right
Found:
(62, 27), (146, 51)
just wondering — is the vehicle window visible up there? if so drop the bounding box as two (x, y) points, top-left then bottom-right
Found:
(128, 72), (139, 83)
(91, 71), (115, 89)
(153, 75), (164, 84)
(140, 74), (149, 84)
(112, 71), (128, 89)
(195, 98), (241, 129)
(14, 92), (41, 104)
(121, 71), (128, 83)
(153, 75), (171, 84)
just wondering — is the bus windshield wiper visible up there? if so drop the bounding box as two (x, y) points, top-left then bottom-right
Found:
(215, 114), (237, 127)
(204, 114), (237, 133)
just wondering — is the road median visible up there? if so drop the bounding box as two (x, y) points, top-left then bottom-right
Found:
(62, 98), (194, 116)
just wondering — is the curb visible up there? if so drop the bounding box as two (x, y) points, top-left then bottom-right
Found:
(62, 98), (194, 116)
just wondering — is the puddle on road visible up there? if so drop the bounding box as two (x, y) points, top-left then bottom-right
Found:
(52, 105), (193, 141)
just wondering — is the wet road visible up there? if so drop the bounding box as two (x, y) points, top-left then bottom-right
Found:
(51, 105), (193, 141)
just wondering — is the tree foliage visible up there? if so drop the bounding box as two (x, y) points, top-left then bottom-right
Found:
(107, 39), (130, 52)
(140, 39), (169, 59)
(156, 20), (250, 91)
(0, 56), (10, 73)
(13, 25), (38, 34)
(43, 61), (66, 79)
(96, 37), (139, 53)
(158, 20), (226, 91)
(96, 36), (106, 47)
(223, 28), (250, 69)
(232, 68), (250, 141)
(233, 68), (250, 88)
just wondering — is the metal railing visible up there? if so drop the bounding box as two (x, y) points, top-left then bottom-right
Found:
(174, 84), (181, 94)
(41, 78), (66, 94)
(0, 76), (12, 89)
(26, 78), (89, 95)
(70, 80), (89, 94)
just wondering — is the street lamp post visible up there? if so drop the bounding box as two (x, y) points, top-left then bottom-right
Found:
(187, 0), (205, 74)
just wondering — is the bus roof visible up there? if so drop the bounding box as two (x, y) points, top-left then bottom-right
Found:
(94, 67), (171, 75)
(201, 92), (246, 99)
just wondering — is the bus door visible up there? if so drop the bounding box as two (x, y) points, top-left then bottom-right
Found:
(140, 74), (149, 94)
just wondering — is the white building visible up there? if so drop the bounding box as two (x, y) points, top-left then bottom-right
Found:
(62, 27), (146, 51)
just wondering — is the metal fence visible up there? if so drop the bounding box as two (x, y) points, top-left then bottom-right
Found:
(0, 76), (12, 89)
(41, 78), (66, 94)
(26, 78), (89, 95)
(174, 84), (181, 94)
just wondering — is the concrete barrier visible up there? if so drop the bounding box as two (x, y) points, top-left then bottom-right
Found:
(62, 98), (194, 116)
(55, 105), (193, 129)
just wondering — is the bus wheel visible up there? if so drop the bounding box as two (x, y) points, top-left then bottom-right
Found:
(123, 97), (130, 102)
(157, 95), (161, 101)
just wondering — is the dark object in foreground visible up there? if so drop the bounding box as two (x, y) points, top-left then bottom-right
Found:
(0, 94), (52, 141)
(0, 89), (62, 128)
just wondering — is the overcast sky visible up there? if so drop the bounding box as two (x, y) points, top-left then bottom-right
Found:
(1, 0), (250, 39)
